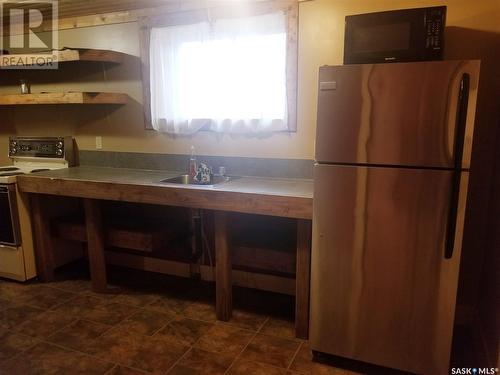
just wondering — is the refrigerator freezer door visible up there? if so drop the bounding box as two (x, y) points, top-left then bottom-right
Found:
(311, 164), (468, 374)
(315, 60), (480, 168)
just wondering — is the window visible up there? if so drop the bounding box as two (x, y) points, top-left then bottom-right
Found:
(140, 2), (298, 134)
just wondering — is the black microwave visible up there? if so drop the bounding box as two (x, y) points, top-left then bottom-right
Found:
(344, 6), (446, 64)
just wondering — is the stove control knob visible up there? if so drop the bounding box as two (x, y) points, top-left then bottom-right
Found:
(10, 141), (17, 148)
(56, 141), (64, 149)
(10, 148), (17, 155)
(56, 148), (63, 156)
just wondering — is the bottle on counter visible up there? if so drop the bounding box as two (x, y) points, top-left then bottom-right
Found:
(188, 145), (197, 182)
(20, 79), (31, 94)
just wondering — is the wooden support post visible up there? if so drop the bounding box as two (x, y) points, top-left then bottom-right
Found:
(295, 219), (312, 339)
(215, 211), (232, 321)
(83, 198), (108, 292)
(30, 194), (55, 282)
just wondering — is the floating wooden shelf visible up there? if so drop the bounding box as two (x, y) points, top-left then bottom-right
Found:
(0, 92), (129, 105)
(0, 48), (127, 67)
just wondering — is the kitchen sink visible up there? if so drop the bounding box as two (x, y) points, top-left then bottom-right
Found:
(160, 174), (237, 186)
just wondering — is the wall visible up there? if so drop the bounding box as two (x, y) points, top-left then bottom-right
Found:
(479, 133), (500, 366)
(0, 19), (314, 164)
(1, 0), (499, 166)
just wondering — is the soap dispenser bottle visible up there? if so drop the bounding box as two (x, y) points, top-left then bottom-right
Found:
(188, 146), (197, 182)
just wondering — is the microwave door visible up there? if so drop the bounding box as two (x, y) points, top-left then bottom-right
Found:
(345, 21), (416, 64)
(315, 60), (480, 169)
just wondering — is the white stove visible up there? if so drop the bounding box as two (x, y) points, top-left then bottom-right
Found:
(0, 136), (74, 183)
(0, 164), (64, 184)
(0, 137), (74, 281)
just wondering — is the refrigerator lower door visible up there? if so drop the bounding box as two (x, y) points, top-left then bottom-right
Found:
(311, 164), (468, 374)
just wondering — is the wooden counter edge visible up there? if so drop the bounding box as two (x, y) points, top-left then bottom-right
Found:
(17, 175), (313, 220)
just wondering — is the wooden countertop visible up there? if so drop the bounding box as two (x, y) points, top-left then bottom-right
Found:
(17, 166), (313, 219)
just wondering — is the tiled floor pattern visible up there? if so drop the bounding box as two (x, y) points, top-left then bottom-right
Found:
(0, 264), (359, 375)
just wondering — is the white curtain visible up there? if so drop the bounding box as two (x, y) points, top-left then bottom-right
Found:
(149, 11), (288, 134)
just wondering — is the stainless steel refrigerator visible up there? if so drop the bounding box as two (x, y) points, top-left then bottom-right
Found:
(310, 60), (480, 374)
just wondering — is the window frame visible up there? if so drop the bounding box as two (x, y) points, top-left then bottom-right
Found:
(139, 0), (298, 132)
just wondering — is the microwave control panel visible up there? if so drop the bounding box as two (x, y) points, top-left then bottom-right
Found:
(425, 9), (445, 50)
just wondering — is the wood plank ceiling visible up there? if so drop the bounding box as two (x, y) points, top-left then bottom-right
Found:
(2, 0), (173, 19)
(52, 0), (175, 18)
(3, 0), (273, 20)
(1, 0), (289, 32)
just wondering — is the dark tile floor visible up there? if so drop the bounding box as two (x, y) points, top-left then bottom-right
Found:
(0, 262), (359, 375)
(0, 261), (475, 375)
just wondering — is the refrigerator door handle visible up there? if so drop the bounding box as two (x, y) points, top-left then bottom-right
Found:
(445, 74), (470, 259)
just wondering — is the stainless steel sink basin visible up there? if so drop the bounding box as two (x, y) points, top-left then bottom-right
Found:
(160, 174), (237, 186)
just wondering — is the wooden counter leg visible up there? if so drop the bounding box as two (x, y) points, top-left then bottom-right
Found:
(296, 219), (312, 339)
(215, 211), (232, 321)
(83, 199), (108, 292)
(30, 194), (55, 282)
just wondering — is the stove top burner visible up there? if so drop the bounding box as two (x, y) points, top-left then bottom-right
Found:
(0, 167), (20, 172)
(0, 172), (25, 176)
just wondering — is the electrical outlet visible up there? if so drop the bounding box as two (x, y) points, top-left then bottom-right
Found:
(95, 136), (103, 150)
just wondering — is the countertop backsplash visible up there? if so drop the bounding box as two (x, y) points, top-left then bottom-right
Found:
(79, 150), (314, 179)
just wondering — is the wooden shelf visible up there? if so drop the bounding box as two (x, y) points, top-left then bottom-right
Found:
(53, 216), (190, 254)
(57, 48), (126, 63)
(0, 92), (129, 105)
(0, 48), (127, 67)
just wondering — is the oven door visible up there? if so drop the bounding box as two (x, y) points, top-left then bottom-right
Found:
(0, 184), (21, 246)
